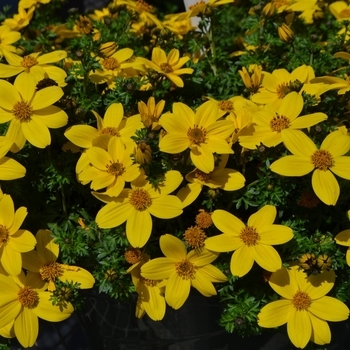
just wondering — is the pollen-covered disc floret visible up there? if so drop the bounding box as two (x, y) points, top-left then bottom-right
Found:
(195, 209), (213, 229)
(103, 57), (119, 70)
(292, 290), (312, 310)
(239, 226), (260, 246)
(160, 63), (173, 73)
(129, 189), (152, 211)
(20, 55), (37, 68)
(0, 225), (9, 246)
(175, 259), (196, 279)
(124, 247), (142, 264)
(311, 149), (334, 171)
(106, 161), (125, 176)
(12, 101), (33, 122)
(18, 286), (39, 309)
(270, 115), (291, 132)
(39, 261), (63, 282)
(276, 82), (291, 98)
(187, 125), (207, 145)
(184, 225), (206, 249)
(99, 127), (120, 136)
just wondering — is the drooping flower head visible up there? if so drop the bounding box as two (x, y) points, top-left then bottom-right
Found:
(205, 205), (293, 277)
(258, 266), (349, 348)
(141, 234), (227, 310)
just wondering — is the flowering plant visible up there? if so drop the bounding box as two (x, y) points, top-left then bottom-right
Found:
(1, 0), (350, 348)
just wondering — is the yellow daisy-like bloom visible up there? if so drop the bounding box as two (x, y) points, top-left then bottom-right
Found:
(251, 65), (321, 108)
(65, 103), (143, 151)
(159, 101), (234, 173)
(141, 234), (227, 310)
(139, 47), (194, 88)
(138, 96), (165, 130)
(0, 25), (21, 56)
(127, 254), (166, 321)
(2, 5), (35, 31)
(205, 205), (293, 277)
(239, 92), (327, 149)
(329, 1), (350, 21)
(0, 271), (74, 348)
(0, 49), (67, 87)
(270, 129), (350, 206)
(0, 136), (26, 180)
(311, 73), (350, 95)
(0, 194), (36, 276)
(177, 154), (245, 207)
(238, 64), (262, 94)
(89, 48), (144, 89)
(258, 266), (349, 348)
(94, 171), (183, 248)
(19, 0), (51, 8)
(78, 136), (141, 197)
(0, 74), (68, 151)
(22, 229), (95, 292)
(335, 229), (350, 266)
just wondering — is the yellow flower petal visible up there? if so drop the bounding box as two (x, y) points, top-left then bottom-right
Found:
(32, 106), (68, 128)
(212, 209), (245, 235)
(335, 229), (350, 246)
(258, 299), (291, 328)
(103, 103), (124, 127)
(142, 284), (166, 321)
(159, 133), (190, 153)
(205, 233), (243, 252)
(36, 50), (67, 64)
(31, 86), (63, 110)
(270, 155), (314, 176)
(160, 234), (187, 260)
(259, 225), (293, 245)
(287, 309), (311, 349)
(22, 251), (42, 272)
(14, 307), (38, 348)
(0, 157), (26, 180)
(0, 79), (20, 111)
(190, 144), (215, 173)
(64, 125), (99, 148)
(8, 229), (36, 253)
(148, 196), (183, 219)
(248, 205), (276, 230)
(230, 245), (254, 277)
(197, 264), (227, 283)
(13, 73), (36, 102)
(21, 118), (51, 148)
(141, 258), (175, 280)
(278, 92), (303, 121)
(60, 267), (95, 289)
(96, 201), (132, 228)
(177, 182), (202, 208)
(252, 245), (282, 272)
(309, 296), (349, 322)
(311, 169), (339, 205)
(1, 246), (22, 275)
(9, 207), (27, 234)
(0, 194), (14, 227)
(282, 129), (317, 157)
(191, 270), (217, 297)
(188, 248), (219, 266)
(126, 210), (152, 248)
(321, 129), (350, 157)
(36, 229), (59, 263)
(309, 313), (331, 345)
(289, 112), (327, 129)
(6, 120), (26, 153)
(269, 267), (297, 299)
(165, 273), (191, 309)
(331, 156), (350, 180)
(0, 299), (21, 329)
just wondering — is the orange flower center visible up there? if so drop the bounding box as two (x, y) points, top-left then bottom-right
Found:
(18, 286), (39, 309)
(106, 160), (125, 176)
(129, 188), (152, 211)
(175, 259), (196, 279)
(12, 101), (32, 122)
(195, 209), (212, 229)
(105, 268), (118, 281)
(184, 225), (206, 249)
(194, 169), (211, 182)
(39, 261), (63, 282)
(142, 278), (160, 286)
(189, 0), (205, 10)
(99, 127), (120, 136)
(339, 9), (350, 18)
(218, 100), (234, 112)
(187, 125), (207, 145)
(311, 149), (334, 171)
(0, 225), (9, 246)
(239, 226), (260, 246)
(292, 290), (311, 310)
(276, 82), (291, 99)
(270, 115), (290, 132)
(124, 247), (142, 264)
(20, 55), (38, 68)
(137, 0), (152, 12)
(103, 57), (120, 70)
(160, 63), (173, 73)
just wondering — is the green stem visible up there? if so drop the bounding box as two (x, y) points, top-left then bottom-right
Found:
(207, 18), (217, 76)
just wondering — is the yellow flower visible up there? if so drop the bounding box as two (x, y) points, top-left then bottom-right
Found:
(64, 103), (143, 151)
(127, 254), (166, 321)
(99, 41), (118, 58)
(258, 266), (349, 348)
(0, 25), (21, 56)
(94, 171), (183, 248)
(0, 137), (26, 180)
(3, 5), (35, 31)
(251, 65), (321, 108)
(0, 194), (36, 276)
(270, 129), (350, 205)
(78, 136), (141, 197)
(238, 64), (262, 93)
(159, 101), (234, 173)
(0, 74), (68, 151)
(177, 154), (245, 207)
(0, 271), (74, 348)
(277, 23), (294, 42)
(138, 96), (165, 130)
(22, 229), (95, 292)
(89, 48), (144, 89)
(163, 18), (196, 38)
(239, 92), (327, 149)
(311, 73), (350, 95)
(19, 0), (51, 8)
(329, 1), (350, 21)
(0, 49), (67, 87)
(139, 47), (194, 88)
(205, 205), (293, 277)
(335, 229), (350, 266)
(141, 234), (227, 310)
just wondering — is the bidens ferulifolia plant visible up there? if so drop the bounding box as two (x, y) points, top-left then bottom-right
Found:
(0, 0), (350, 348)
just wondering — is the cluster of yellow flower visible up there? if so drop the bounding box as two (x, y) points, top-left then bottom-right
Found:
(2, 0), (350, 349)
